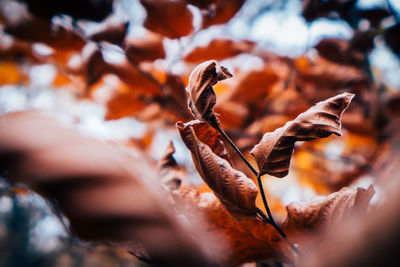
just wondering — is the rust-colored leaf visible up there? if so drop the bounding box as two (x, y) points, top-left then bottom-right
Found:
(215, 65), (281, 128)
(124, 33), (165, 63)
(161, 74), (193, 120)
(250, 92), (354, 177)
(105, 90), (148, 120)
(3, 9), (84, 51)
(88, 17), (129, 45)
(315, 32), (374, 68)
(184, 39), (255, 63)
(177, 121), (258, 216)
(185, 120), (233, 165)
(186, 60), (232, 128)
(140, 0), (194, 39)
(295, 56), (370, 96)
(197, 193), (291, 265)
(201, 0), (245, 29)
(283, 185), (375, 246)
(157, 141), (186, 191)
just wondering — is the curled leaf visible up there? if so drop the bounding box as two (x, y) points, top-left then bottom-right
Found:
(250, 92), (354, 177)
(185, 120), (233, 165)
(177, 121), (257, 217)
(157, 141), (186, 191)
(186, 60), (232, 128)
(283, 185), (375, 245)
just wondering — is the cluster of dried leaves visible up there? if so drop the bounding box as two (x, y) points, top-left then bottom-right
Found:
(1, 0), (400, 266)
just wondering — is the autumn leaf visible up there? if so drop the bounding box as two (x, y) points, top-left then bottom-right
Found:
(124, 33), (166, 63)
(201, 0), (245, 29)
(184, 39), (255, 63)
(88, 17), (129, 45)
(157, 141), (186, 191)
(180, 183), (375, 265)
(2, 6), (84, 51)
(250, 92), (354, 177)
(283, 185), (375, 247)
(187, 120), (233, 165)
(140, 0), (194, 39)
(315, 31), (374, 68)
(177, 120), (258, 217)
(196, 193), (291, 265)
(186, 60), (232, 128)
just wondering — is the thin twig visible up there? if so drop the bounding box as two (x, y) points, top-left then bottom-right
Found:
(215, 124), (298, 254)
(214, 125), (258, 176)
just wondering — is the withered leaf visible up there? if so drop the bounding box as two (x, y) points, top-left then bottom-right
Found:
(250, 92), (354, 177)
(186, 60), (232, 128)
(177, 121), (258, 216)
(283, 185), (375, 246)
(4, 15), (84, 51)
(196, 193), (291, 265)
(201, 0), (245, 29)
(157, 141), (186, 191)
(124, 33), (166, 63)
(140, 0), (194, 39)
(0, 112), (220, 266)
(179, 184), (374, 265)
(187, 120), (233, 165)
(184, 39), (255, 63)
(315, 31), (374, 68)
(88, 18), (129, 45)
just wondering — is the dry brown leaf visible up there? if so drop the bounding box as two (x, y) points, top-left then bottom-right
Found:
(160, 74), (193, 121)
(177, 120), (258, 217)
(250, 92), (354, 177)
(175, 184), (375, 265)
(315, 32), (373, 68)
(295, 56), (370, 98)
(108, 61), (162, 96)
(2, 5), (84, 51)
(140, 0), (194, 39)
(201, 0), (245, 29)
(88, 19), (129, 45)
(283, 185), (375, 247)
(157, 141), (186, 191)
(184, 39), (255, 63)
(124, 33), (165, 63)
(0, 111), (220, 266)
(215, 65), (281, 127)
(186, 60), (232, 128)
(187, 120), (233, 165)
(197, 193), (291, 265)
(105, 90), (149, 120)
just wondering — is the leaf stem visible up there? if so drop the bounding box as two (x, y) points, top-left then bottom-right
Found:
(214, 125), (258, 176)
(215, 124), (298, 254)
